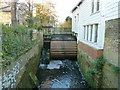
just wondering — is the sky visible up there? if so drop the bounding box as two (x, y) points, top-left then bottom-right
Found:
(19, 0), (80, 23)
(49, 0), (80, 23)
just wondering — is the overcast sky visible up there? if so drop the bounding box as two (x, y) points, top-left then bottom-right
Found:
(49, 0), (80, 23)
(19, 0), (80, 23)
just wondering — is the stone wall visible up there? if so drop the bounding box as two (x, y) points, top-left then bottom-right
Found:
(77, 45), (99, 87)
(103, 18), (119, 66)
(0, 24), (2, 90)
(102, 18), (119, 88)
(1, 32), (43, 89)
(77, 18), (119, 88)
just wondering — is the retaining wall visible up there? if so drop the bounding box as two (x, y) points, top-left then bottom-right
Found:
(77, 18), (119, 88)
(1, 31), (43, 89)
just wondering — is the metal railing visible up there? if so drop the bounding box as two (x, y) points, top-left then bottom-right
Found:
(43, 27), (72, 35)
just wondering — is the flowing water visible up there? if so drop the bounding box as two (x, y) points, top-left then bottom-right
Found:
(36, 48), (90, 89)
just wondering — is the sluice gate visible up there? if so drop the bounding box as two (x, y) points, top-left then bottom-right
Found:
(50, 34), (77, 60)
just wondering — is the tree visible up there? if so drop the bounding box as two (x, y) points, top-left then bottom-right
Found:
(26, 0), (33, 18)
(11, 0), (17, 25)
(17, 3), (29, 24)
(60, 16), (72, 28)
(34, 1), (57, 27)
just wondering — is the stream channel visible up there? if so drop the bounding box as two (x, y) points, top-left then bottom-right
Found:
(36, 47), (90, 89)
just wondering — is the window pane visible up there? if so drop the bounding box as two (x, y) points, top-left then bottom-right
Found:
(97, 0), (99, 11)
(84, 26), (86, 39)
(77, 14), (79, 21)
(87, 25), (89, 41)
(75, 16), (76, 22)
(90, 25), (93, 41)
(92, 0), (94, 13)
(94, 24), (98, 42)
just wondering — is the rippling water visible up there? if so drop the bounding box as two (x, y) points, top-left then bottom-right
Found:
(36, 49), (89, 89)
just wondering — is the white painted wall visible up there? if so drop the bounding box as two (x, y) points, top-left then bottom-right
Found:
(72, 8), (79, 34)
(105, 0), (120, 20)
(72, 0), (120, 49)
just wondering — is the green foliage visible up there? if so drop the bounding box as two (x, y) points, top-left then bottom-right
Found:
(93, 57), (106, 69)
(37, 26), (43, 31)
(26, 18), (34, 27)
(2, 25), (34, 61)
(112, 66), (120, 73)
(109, 63), (120, 73)
(85, 57), (106, 87)
(87, 68), (98, 75)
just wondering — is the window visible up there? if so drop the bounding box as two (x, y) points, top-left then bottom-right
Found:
(94, 24), (98, 42)
(77, 14), (79, 21)
(90, 25), (93, 41)
(84, 26), (86, 39)
(92, 0), (100, 13)
(92, 0), (94, 13)
(87, 25), (89, 41)
(75, 16), (76, 22)
(83, 24), (99, 43)
(97, 0), (100, 11)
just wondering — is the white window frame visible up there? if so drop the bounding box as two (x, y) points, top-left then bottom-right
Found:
(83, 24), (98, 44)
(92, 0), (100, 14)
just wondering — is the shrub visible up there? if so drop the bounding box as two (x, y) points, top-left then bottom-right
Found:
(2, 25), (34, 61)
(37, 26), (42, 31)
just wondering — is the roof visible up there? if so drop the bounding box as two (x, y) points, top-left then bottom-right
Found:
(0, 6), (11, 12)
(71, 0), (84, 13)
(0, 3), (21, 12)
(0, 6), (10, 10)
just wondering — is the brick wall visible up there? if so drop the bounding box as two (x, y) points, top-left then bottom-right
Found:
(78, 41), (103, 59)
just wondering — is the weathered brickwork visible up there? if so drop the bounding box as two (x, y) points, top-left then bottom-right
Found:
(78, 41), (103, 59)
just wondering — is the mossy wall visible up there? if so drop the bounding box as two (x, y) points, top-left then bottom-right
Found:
(2, 32), (43, 89)
(77, 48), (98, 88)
(102, 18), (119, 88)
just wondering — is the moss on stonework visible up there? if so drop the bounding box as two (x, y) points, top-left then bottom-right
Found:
(77, 51), (106, 88)
(29, 72), (39, 86)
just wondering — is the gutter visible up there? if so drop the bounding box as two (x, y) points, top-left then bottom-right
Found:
(71, 0), (84, 13)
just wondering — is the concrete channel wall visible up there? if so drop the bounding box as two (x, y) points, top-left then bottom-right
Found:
(77, 18), (119, 88)
(2, 31), (43, 89)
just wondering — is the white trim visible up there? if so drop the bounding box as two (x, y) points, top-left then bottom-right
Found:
(79, 40), (103, 50)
